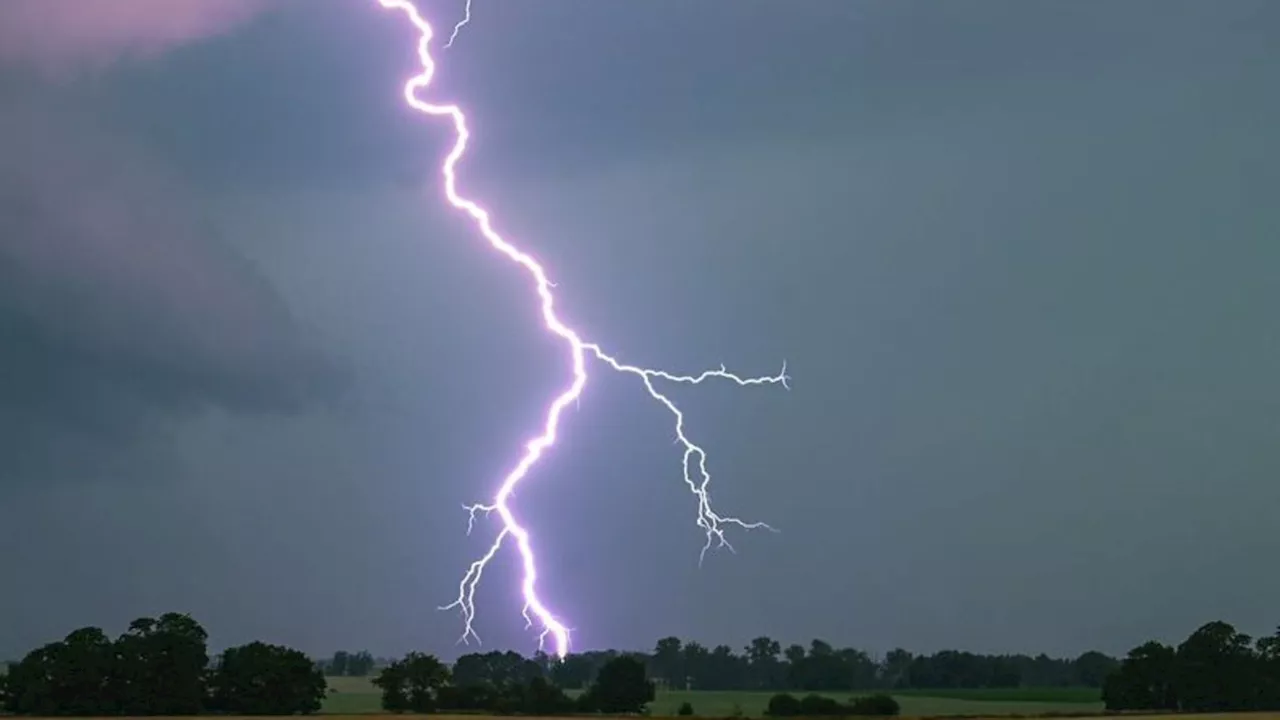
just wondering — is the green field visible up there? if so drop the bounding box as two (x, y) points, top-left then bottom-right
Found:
(887, 687), (1101, 704)
(321, 677), (1104, 717)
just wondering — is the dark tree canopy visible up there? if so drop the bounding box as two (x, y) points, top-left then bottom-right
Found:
(7, 612), (1280, 717)
(2, 614), (320, 717)
(325, 650), (376, 677)
(1104, 622), (1280, 712)
(373, 652), (451, 714)
(379, 649), (575, 716)
(765, 691), (900, 717)
(115, 613), (210, 716)
(5, 626), (118, 716)
(207, 641), (327, 716)
(581, 655), (656, 714)
(4, 621), (206, 717)
(451, 650), (542, 689)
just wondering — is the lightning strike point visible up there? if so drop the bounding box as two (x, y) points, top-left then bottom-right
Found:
(377, 0), (788, 660)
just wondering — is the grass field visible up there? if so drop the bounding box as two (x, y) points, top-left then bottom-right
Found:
(887, 688), (1101, 704)
(13, 716), (1280, 720)
(17, 716), (1280, 720)
(321, 677), (1105, 716)
(310, 716), (1275, 720)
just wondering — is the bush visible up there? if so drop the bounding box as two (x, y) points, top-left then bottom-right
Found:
(801, 693), (848, 716)
(677, 700), (695, 716)
(850, 694), (901, 716)
(766, 693), (803, 717)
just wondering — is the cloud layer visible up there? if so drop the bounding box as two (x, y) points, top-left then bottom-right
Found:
(0, 101), (339, 487)
(0, 0), (265, 74)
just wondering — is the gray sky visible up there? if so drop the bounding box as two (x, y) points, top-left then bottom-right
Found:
(2, 0), (1278, 660)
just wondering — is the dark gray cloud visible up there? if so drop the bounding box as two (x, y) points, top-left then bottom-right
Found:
(0, 100), (340, 488)
(1, 0), (1279, 663)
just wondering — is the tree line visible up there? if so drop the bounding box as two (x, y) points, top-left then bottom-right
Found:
(370, 651), (657, 715)
(0, 614), (326, 716)
(320, 637), (1118, 691)
(351, 638), (1105, 716)
(366, 650), (898, 717)
(629, 636), (1116, 692)
(1104, 620), (1280, 712)
(318, 650), (377, 677)
(6, 614), (1277, 716)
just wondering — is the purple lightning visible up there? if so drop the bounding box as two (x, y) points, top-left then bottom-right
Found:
(377, 0), (789, 660)
(443, 0), (470, 48)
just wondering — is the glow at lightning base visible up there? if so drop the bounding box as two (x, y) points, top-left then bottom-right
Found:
(376, 0), (789, 660)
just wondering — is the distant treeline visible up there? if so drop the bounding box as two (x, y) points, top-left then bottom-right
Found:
(317, 649), (377, 677)
(6, 616), (1278, 716)
(1104, 620), (1280, 712)
(539, 636), (1118, 692)
(323, 621), (1280, 716)
(323, 637), (1118, 691)
(366, 651), (898, 716)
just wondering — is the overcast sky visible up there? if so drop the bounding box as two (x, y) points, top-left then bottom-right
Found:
(2, 0), (1278, 661)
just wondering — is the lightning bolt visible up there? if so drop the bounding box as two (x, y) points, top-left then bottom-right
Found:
(377, 0), (789, 659)
(443, 0), (471, 49)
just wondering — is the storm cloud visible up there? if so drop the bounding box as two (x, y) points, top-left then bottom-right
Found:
(0, 0), (269, 76)
(1, 0), (1278, 664)
(0, 100), (339, 488)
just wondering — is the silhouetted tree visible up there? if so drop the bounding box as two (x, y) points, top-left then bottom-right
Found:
(3, 627), (116, 715)
(1257, 627), (1280, 708)
(653, 636), (684, 689)
(783, 644), (807, 689)
(26, 612), (1280, 717)
(374, 652), (450, 713)
(439, 649), (567, 715)
(700, 644), (748, 690)
(1072, 650), (1119, 688)
(1105, 622), (1280, 712)
(581, 655), (655, 714)
(323, 649), (375, 677)
(113, 613), (209, 715)
(745, 636), (784, 690)
(452, 650), (542, 690)
(548, 652), (596, 689)
(881, 649), (913, 689)
(682, 642), (711, 690)
(329, 650), (350, 676)
(500, 675), (575, 715)
(208, 641), (326, 715)
(1177, 621), (1260, 711)
(347, 650), (376, 676)
(1103, 640), (1185, 711)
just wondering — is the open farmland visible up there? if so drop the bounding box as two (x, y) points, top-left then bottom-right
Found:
(12, 707), (1280, 712)
(334, 716), (1272, 720)
(321, 677), (1106, 716)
